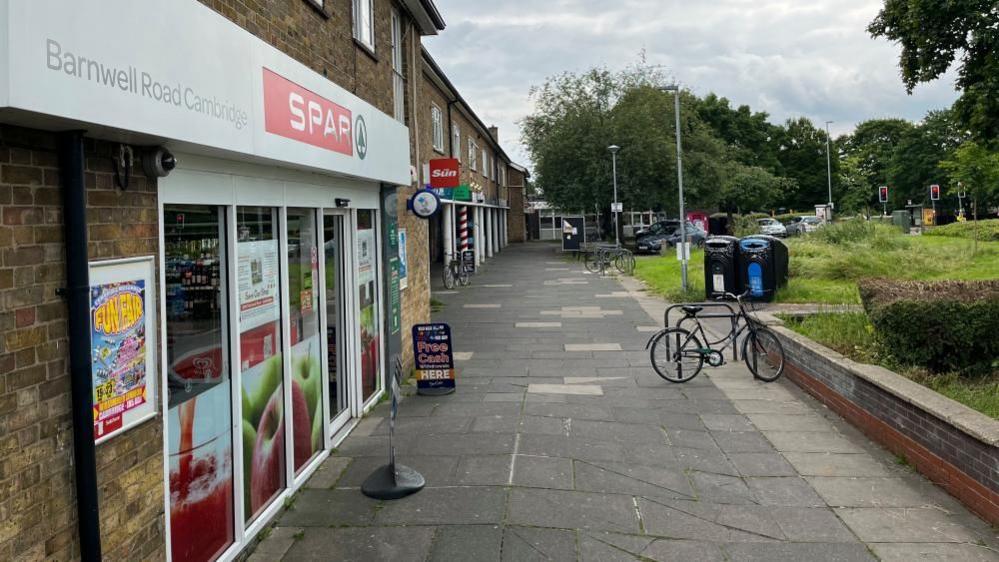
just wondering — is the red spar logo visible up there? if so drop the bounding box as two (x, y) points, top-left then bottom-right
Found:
(263, 68), (353, 156)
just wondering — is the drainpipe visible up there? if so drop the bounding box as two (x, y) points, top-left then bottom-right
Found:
(446, 100), (456, 159)
(58, 131), (102, 560)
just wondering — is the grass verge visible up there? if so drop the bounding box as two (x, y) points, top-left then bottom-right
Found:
(632, 222), (999, 305)
(781, 312), (998, 419)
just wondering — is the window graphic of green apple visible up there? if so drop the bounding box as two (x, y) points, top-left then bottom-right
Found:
(241, 418), (256, 513)
(292, 348), (322, 467)
(247, 355), (282, 429)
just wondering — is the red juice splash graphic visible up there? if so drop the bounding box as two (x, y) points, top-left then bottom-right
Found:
(170, 398), (234, 562)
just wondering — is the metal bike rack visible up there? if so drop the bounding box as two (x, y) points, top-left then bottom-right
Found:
(662, 302), (740, 359)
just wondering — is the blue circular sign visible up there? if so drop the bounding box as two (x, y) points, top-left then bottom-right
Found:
(409, 189), (441, 219)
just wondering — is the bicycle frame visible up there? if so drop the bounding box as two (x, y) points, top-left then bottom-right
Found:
(646, 297), (762, 363)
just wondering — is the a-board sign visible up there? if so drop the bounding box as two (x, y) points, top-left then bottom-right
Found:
(413, 323), (455, 395)
(461, 249), (476, 274)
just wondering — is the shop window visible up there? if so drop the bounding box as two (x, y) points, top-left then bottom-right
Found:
(323, 214), (350, 425)
(235, 206), (286, 523)
(431, 104), (444, 153)
(164, 205), (234, 562)
(287, 209), (323, 473)
(356, 209), (381, 403)
(352, 0), (374, 51)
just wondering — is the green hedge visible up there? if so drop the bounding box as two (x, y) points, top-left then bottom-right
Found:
(924, 219), (999, 241)
(858, 279), (999, 373)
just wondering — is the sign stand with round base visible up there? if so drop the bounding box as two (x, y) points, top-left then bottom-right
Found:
(361, 463), (425, 500)
(361, 358), (425, 500)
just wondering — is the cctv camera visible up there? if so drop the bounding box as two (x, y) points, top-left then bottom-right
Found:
(142, 147), (177, 178)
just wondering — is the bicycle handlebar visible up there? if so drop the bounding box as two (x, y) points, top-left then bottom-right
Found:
(712, 290), (750, 302)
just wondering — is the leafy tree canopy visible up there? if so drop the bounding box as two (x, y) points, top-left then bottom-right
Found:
(869, 0), (999, 141)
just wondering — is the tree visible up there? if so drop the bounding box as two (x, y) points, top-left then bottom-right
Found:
(869, 0), (999, 141)
(695, 94), (783, 174)
(939, 141), (999, 211)
(837, 118), (914, 211)
(521, 69), (618, 213)
(776, 117), (838, 210)
(521, 65), (755, 219)
(718, 165), (792, 214)
(885, 109), (966, 208)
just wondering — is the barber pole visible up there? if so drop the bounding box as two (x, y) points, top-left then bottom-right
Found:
(459, 206), (469, 251)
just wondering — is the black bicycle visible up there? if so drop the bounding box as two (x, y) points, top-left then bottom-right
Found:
(646, 291), (785, 383)
(442, 257), (470, 289)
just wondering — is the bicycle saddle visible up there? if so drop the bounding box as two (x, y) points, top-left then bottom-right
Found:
(681, 305), (703, 316)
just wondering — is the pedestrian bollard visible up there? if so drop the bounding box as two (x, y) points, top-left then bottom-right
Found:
(361, 356), (425, 499)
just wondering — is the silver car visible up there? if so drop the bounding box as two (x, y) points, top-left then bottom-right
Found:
(757, 218), (787, 237)
(786, 215), (822, 236)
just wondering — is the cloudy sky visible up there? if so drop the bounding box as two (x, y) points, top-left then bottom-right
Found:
(423, 0), (959, 168)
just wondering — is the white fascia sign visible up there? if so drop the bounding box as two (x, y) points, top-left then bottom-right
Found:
(0, 0), (410, 186)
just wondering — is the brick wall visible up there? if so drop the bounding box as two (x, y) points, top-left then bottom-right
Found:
(506, 167), (527, 243)
(0, 125), (164, 561)
(774, 326), (999, 525)
(198, 0), (399, 119)
(396, 185), (430, 373)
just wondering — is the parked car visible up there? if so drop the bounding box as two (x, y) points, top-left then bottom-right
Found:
(636, 222), (706, 254)
(757, 217), (787, 237)
(632, 220), (679, 240)
(785, 215), (822, 236)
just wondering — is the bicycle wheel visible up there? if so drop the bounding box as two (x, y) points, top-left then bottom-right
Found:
(615, 252), (635, 274)
(458, 267), (470, 286)
(649, 328), (705, 383)
(742, 326), (785, 382)
(584, 251), (601, 273)
(443, 265), (455, 290)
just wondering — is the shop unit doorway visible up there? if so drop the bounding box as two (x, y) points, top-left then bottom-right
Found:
(159, 158), (387, 562)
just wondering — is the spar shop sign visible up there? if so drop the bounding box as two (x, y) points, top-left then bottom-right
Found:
(412, 323), (455, 395)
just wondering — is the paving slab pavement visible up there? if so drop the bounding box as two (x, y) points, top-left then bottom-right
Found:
(253, 242), (999, 561)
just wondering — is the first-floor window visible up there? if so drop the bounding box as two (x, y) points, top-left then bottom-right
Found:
(468, 139), (478, 171)
(353, 0), (374, 51)
(452, 124), (461, 161)
(390, 9), (404, 123)
(431, 104), (444, 153)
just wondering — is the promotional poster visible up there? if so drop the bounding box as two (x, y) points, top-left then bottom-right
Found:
(89, 257), (157, 443)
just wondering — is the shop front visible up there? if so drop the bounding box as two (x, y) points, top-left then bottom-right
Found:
(159, 158), (390, 561)
(0, 1), (410, 560)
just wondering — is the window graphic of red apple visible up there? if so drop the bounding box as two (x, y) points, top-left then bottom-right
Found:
(250, 389), (285, 514)
(291, 379), (313, 469)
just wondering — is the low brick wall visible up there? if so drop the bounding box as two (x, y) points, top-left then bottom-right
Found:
(771, 325), (999, 525)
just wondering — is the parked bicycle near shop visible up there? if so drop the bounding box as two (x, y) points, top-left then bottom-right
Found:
(646, 290), (785, 383)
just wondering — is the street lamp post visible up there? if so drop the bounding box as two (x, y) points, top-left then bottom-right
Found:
(825, 120), (834, 218)
(608, 145), (620, 247)
(664, 85), (688, 292)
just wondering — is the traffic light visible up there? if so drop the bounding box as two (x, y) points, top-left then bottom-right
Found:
(930, 184), (940, 201)
(878, 186), (888, 203)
